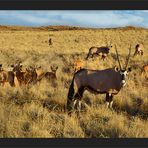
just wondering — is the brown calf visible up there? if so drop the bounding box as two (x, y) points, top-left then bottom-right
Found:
(35, 66), (46, 81)
(141, 64), (148, 77)
(0, 64), (15, 87)
(11, 63), (37, 86)
(73, 59), (84, 72)
(44, 66), (58, 87)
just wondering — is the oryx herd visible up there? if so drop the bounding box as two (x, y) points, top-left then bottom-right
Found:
(0, 39), (147, 114)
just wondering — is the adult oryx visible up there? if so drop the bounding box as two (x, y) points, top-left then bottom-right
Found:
(67, 45), (132, 112)
(134, 43), (144, 56)
(85, 40), (112, 60)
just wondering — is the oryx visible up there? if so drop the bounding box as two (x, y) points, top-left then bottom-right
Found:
(67, 45), (132, 113)
(134, 43), (144, 56)
(86, 39), (112, 60)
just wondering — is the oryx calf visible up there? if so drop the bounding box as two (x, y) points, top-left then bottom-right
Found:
(73, 59), (84, 72)
(141, 64), (148, 77)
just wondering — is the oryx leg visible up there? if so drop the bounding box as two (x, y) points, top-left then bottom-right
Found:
(101, 55), (106, 61)
(78, 100), (82, 112)
(140, 50), (143, 56)
(73, 86), (84, 111)
(133, 51), (137, 57)
(105, 93), (110, 108)
(109, 94), (113, 109)
(72, 99), (78, 110)
(106, 93), (113, 109)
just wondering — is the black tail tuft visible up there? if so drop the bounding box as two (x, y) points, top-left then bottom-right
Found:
(67, 75), (75, 112)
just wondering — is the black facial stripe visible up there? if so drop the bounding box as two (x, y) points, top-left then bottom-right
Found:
(121, 74), (125, 80)
(120, 71), (127, 81)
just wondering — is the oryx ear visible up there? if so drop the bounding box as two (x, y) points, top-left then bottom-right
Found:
(128, 67), (132, 72)
(114, 66), (119, 72)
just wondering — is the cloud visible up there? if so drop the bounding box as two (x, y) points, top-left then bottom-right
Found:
(0, 10), (146, 28)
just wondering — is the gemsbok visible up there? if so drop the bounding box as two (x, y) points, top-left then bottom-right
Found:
(134, 43), (144, 56)
(49, 38), (52, 45)
(86, 39), (112, 60)
(67, 45), (132, 113)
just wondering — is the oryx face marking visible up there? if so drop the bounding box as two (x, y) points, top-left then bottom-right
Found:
(120, 70), (128, 86)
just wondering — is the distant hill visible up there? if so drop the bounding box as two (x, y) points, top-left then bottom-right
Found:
(0, 25), (147, 31)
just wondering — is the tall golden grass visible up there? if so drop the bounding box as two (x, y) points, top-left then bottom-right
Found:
(0, 26), (147, 138)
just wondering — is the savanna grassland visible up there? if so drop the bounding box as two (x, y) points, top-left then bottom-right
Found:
(0, 25), (147, 138)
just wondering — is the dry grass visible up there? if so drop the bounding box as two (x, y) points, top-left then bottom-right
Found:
(0, 25), (147, 138)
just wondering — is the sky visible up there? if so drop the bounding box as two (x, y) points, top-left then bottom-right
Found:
(0, 10), (148, 28)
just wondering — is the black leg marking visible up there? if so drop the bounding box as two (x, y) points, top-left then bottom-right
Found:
(73, 87), (85, 111)
(106, 93), (113, 108)
(74, 86), (84, 100)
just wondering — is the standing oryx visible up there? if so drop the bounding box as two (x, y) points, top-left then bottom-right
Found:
(86, 39), (112, 60)
(134, 43), (144, 56)
(67, 45), (132, 113)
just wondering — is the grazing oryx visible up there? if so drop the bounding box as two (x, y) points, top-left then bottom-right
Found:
(67, 45), (132, 112)
(134, 43), (144, 56)
(73, 59), (84, 72)
(49, 38), (52, 45)
(0, 64), (15, 87)
(86, 40), (112, 60)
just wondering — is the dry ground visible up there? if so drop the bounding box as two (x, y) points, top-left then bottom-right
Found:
(0, 25), (147, 138)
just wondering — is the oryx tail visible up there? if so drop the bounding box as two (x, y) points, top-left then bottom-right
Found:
(67, 74), (75, 111)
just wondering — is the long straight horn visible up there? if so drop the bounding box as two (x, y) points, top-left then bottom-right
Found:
(105, 36), (109, 47)
(125, 45), (132, 69)
(115, 45), (122, 70)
